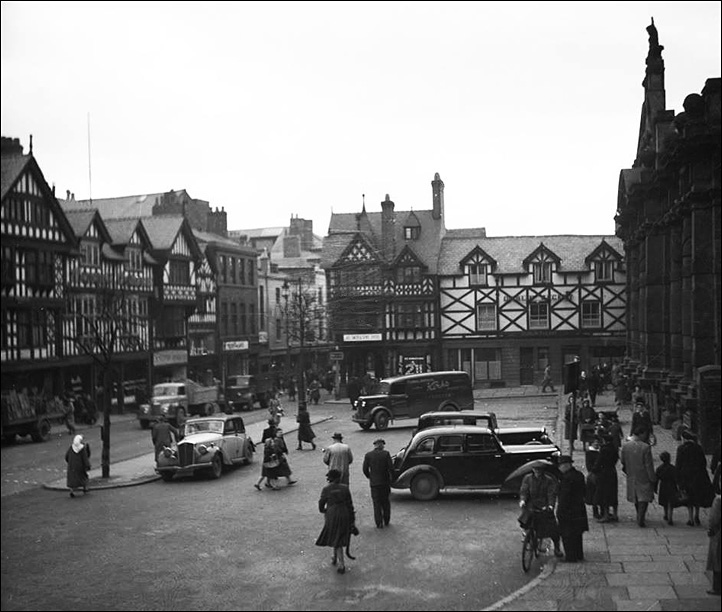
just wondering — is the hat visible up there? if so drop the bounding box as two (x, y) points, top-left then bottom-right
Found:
(326, 469), (342, 481)
(373, 438), (385, 446)
(558, 455), (573, 465)
(332, 432), (343, 440)
(267, 418), (276, 426)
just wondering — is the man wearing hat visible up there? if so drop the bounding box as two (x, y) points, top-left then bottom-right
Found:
(363, 439), (394, 528)
(556, 455), (589, 562)
(323, 432), (353, 485)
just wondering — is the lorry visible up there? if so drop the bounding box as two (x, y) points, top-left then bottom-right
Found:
(1, 389), (65, 443)
(137, 379), (225, 429)
(224, 374), (274, 411)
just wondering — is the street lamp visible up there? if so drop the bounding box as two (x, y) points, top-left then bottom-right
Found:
(282, 278), (307, 409)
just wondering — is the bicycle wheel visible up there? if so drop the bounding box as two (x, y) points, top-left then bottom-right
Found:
(521, 529), (536, 573)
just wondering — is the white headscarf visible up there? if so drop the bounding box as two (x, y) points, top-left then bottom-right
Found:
(71, 434), (85, 453)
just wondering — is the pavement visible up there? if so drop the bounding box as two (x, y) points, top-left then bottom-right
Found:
(43, 385), (720, 610)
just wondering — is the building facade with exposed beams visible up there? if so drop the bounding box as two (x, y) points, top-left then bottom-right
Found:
(615, 21), (720, 451)
(438, 233), (626, 387)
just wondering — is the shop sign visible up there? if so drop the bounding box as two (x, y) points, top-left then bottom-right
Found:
(223, 340), (249, 352)
(343, 333), (382, 342)
(330, 351), (344, 361)
(153, 349), (188, 367)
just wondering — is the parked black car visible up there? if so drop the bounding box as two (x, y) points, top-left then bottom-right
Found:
(390, 425), (560, 500)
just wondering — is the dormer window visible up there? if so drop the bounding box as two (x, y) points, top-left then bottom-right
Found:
(404, 226), (420, 240)
(127, 247), (143, 271)
(80, 242), (100, 268)
(594, 260), (614, 282)
(397, 265), (421, 284)
(533, 262), (552, 284)
(469, 264), (487, 286)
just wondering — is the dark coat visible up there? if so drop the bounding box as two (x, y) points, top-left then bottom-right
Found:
(592, 442), (618, 508)
(65, 444), (91, 489)
(556, 466), (589, 537)
(621, 437), (656, 503)
(315, 482), (355, 549)
(676, 440), (714, 507)
(151, 420), (177, 458)
(707, 494), (721, 574)
(296, 410), (316, 443)
(362, 448), (393, 487)
(655, 462), (678, 508)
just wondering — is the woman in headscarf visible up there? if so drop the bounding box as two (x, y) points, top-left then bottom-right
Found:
(65, 434), (91, 497)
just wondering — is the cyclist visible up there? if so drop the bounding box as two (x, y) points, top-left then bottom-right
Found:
(518, 463), (564, 558)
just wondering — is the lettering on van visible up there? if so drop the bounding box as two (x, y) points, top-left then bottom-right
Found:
(426, 380), (450, 392)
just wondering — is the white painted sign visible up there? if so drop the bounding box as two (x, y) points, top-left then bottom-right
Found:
(343, 333), (382, 342)
(153, 349), (188, 367)
(224, 340), (249, 351)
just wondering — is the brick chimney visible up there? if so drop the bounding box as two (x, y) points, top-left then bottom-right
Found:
(289, 215), (314, 251)
(381, 194), (396, 262)
(283, 234), (302, 258)
(432, 172), (444, 221)
(1, 136), (24, 156)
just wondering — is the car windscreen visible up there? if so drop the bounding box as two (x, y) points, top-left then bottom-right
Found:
(154, 385), (180, 396)
(184, 420), (224, 435)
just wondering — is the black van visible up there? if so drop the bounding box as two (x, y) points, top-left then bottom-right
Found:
(352, 371), (474, 431)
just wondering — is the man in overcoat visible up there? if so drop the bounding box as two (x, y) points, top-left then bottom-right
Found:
(556, 454), (589, 562)
(151, 414), (178, 462)
(362, 438), (394, 528)
(621, 425), (657, 527)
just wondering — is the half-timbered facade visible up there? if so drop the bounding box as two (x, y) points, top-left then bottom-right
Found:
(438, 234), (626, 387)
(142, 216), (202, 383)
(1, 137), (78, 398)
(323, 175), (447, 382)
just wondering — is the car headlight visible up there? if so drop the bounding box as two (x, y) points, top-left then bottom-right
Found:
(197, 444), (209, 455)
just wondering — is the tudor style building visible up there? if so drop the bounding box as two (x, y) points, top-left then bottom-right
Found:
(323, 175), (447, 381)
(616, 21), (720, 450)
(1, 137), (78, 400)
(438, 233), (626, 387)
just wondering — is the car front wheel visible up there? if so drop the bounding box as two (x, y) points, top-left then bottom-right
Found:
(410, 472), (440, 501)
(210, 454), (223, 479)
(374, 411), (390, 430)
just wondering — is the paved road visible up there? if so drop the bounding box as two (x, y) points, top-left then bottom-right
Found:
(1, 391), (560, 611)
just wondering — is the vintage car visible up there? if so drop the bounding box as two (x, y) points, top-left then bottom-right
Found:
(353, 371), (474, 431)
(156, 414), (254, 481)
(390, 424), (560, 500)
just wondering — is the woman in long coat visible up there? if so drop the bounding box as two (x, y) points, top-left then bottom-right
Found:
(65, 434), (91, 497)
(556, 455), (589, 562)
(592, 434), (619, 522)
(316, 469), (356, 574)
(707, 491), (721, 595)
(295, 404), (316, 450)
(676, 430), (714, 526)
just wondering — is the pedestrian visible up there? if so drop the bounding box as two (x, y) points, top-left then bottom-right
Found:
(346, 376), (361, 408)
(315, 469), (357, 575)
(541, 364), (555, 393)
(564, 393), (579, 450)
(273, 428), (297, 487)
(518, 463), (564, 558)
(631, 402), (654, 444)
(362, 438), (394, 529)
(65, 434), (91, 498)
(655, 450), (678, 526)
(268, 393), (283, 426)
(255, 431), (281, 491)
(151, 414), (178, 462)
(556, 455), (588, 562)
(295, 404), (317, 450)
(676, 429), (715, 526)
(706, 481), (721, 596)
(323, 432), (353, 485)
(261, 418), (277, 443)
(621, 425), (657, 527)
(287, 376), (296, 402)
(592, 433), (619, 523)
(61, 393), (76, 436)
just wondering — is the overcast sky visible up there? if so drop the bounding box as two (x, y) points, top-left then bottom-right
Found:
(2, 1), (720, 238)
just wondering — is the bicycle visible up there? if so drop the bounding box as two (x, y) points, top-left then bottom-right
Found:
(521, 508), (553, 573)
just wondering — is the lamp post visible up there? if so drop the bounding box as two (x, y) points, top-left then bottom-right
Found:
(282, 279), (307, 409)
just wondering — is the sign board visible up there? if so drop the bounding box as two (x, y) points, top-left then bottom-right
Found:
(330, 351), (344, 361)
(223, 340), (249, 352)
(343, 333), (382, 342)
(153, 349), (188, 367)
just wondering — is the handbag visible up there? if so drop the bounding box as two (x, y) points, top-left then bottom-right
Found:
(263, 454), (280, 469)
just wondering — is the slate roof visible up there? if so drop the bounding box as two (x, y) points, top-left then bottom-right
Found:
(140, 215), (186, 252)
(438, 232), (624, 275)
(68, 191), (192, 219)
(1, 155), (29, 200)
(323, 208), (447, 272)
(104, 218), (144, 246)
(63, 209), (97, 237)
(193, 228), (257, 255)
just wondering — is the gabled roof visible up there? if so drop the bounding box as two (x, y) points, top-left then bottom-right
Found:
(63, 209), (97, 238)
(104, 218), (150, 247)
(193, 228), (257, 255)
(438, 233), (624, 275)
(1, 151), (78, 248)
(325, 206), (445, 272)
(141, 215), (201, 260)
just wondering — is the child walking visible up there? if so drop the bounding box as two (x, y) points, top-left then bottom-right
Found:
(655, 451), (678, 526)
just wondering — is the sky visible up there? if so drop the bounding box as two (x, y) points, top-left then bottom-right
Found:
(2, 2), (720, 238)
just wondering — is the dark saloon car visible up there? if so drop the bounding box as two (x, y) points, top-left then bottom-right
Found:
(415, 410), (499, 433)
(390, 425), (560, 500)
(156, 414), (254, 481)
